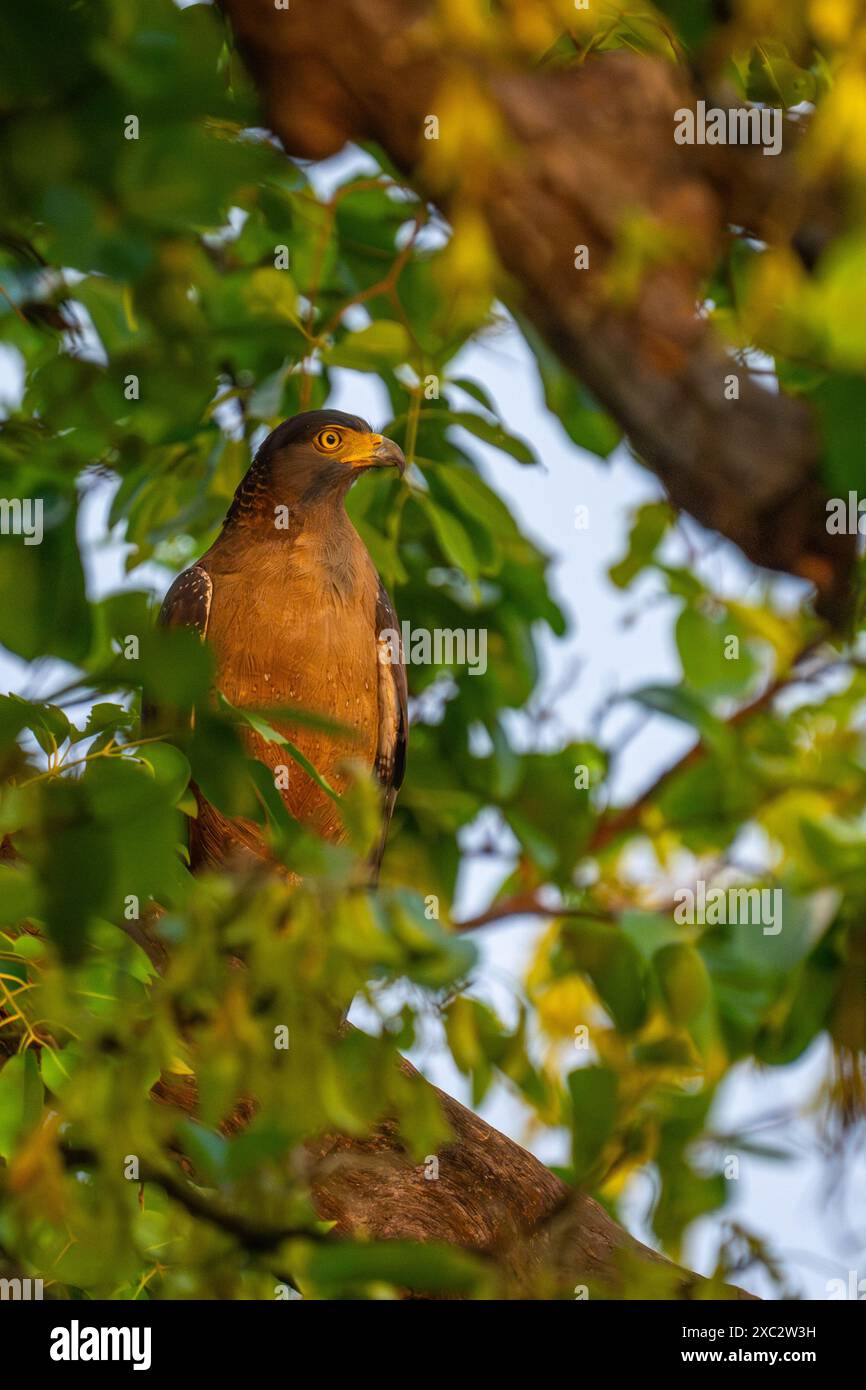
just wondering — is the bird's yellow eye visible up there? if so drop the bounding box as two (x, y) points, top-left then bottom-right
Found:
(315, 428), (343, 453)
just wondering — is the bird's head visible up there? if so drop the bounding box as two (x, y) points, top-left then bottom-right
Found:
(241, 409), (405, 509)
(292, 411), (406, 476)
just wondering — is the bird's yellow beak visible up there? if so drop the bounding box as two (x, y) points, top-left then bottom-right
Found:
(345, 432), (406, 474)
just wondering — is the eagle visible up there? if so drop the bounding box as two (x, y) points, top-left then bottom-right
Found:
(157, 409), (408, 877)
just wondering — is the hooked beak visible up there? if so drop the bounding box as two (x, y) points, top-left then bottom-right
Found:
(368, 434), (406, 475)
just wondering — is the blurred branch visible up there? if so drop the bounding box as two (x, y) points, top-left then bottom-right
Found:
(139, 1161), (327, 1253)
(59, 1139), (326, 1254)
(453, 893), (614, 932)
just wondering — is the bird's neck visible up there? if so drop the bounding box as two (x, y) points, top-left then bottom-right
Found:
(225, 454), (353, 528)
(212, 474), (362, 581)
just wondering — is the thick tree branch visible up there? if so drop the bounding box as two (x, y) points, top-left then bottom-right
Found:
(222, 0), (854, 620)
(152, 1059), (755, 1299)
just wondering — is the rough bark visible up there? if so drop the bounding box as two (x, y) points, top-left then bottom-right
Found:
(222, 0), (854, 621)
(153, 1055), (756, 1300)
(308, 1059), (758, 1299)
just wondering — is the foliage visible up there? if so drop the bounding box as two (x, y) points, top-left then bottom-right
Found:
(0, 0), (865, 1299)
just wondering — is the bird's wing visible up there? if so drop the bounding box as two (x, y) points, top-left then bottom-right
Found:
(157, 564), (213, 638)
(142, 564), (213, 733)
(372, 577), (408, 876)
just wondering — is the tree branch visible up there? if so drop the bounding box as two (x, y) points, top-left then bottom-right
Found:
(454, 893), (615, 932)
(151, 1059), (755, 1299)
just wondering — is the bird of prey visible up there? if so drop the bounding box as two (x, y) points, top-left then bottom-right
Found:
(157, 410), (408, 877)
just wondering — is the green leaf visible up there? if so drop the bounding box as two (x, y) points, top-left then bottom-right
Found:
(423, 498), (479, 581)
(521, 319), (621, 458)
(176, 1120), (230, 1184)
(324, 321), (410, 371)
(139, 741), (192, 805)
(609, 502), (673, 589)
(300, 1239), (487, 1295)
(0, 866), (41, 925)
(447, 411), (537, 465)
(0, 1051), (43, 1157)
(226, 701), (342, 804)
(380, 890), (477, 988)
(80, 702), (135, 743)
(0, 499), (91, 662)
(675, 607), (759, 699)
(745, 44), (816, 107)
(449, 377), (499, 414)
(568, 1066), (618, 1183)
(558, 920), (647, 1033)
(810, 375), (866, 495)
(243, 268), (301, 326)
(432, 464), (519, 542)
(654, 943), (712, 1024)
(653, 0), (716, 49)
(139, 627), (215, 711)
(629, 684), (736, 759)
(40, 1043), (81, 1095)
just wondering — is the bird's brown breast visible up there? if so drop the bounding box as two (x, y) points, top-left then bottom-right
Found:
(202, 526), (381, 843)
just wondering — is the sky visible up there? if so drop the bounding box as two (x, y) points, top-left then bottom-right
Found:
(1, 166), (864, 1304)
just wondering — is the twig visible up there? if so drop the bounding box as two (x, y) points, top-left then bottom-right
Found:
(139, 1162), (328, 1252)
(453, 893), (615, 932)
